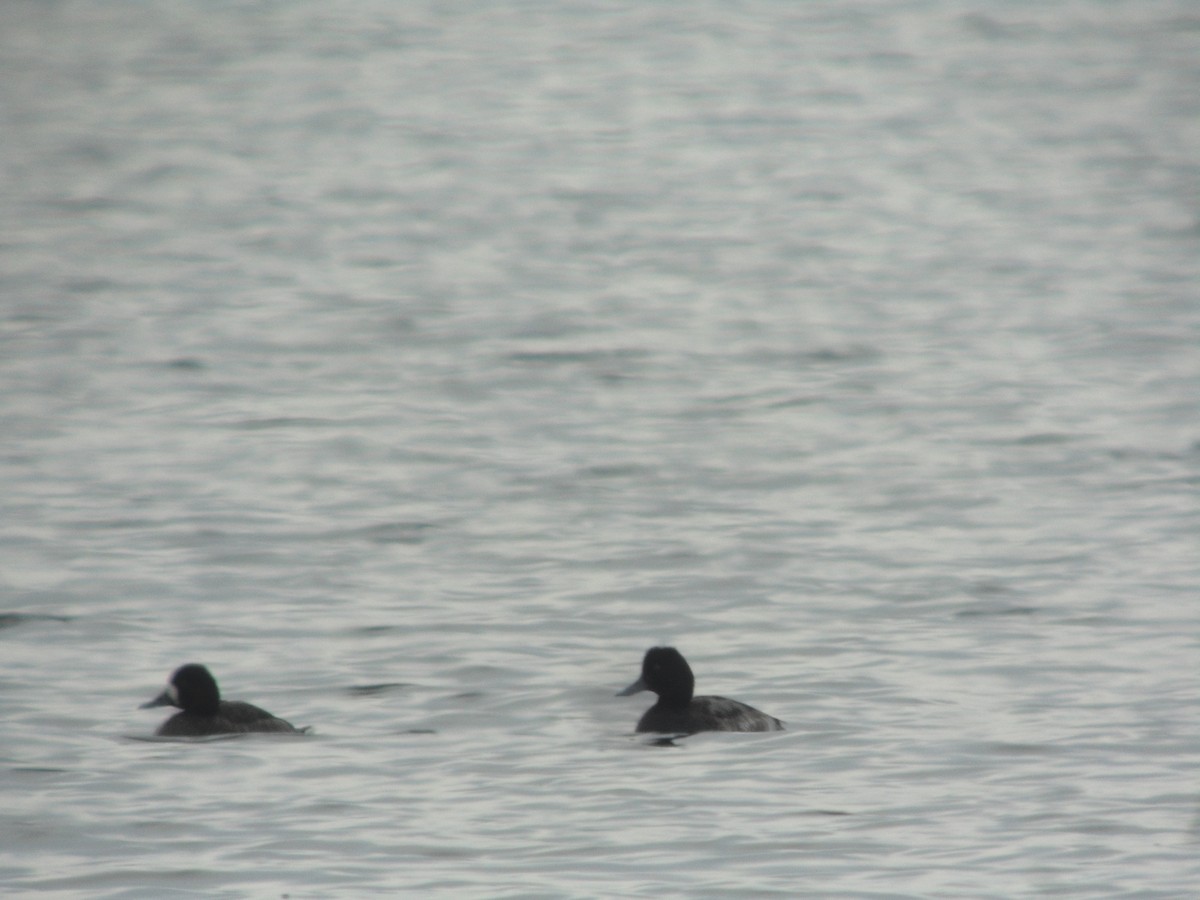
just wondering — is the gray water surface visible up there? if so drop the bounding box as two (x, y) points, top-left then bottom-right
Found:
(1, 1), (1198, 896)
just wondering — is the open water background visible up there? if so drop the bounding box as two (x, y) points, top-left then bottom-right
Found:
(1, 1), (1198, 896)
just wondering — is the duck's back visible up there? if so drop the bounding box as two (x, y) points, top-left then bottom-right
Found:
(156, 700), (300, 737)
(636, 695), (784, 735)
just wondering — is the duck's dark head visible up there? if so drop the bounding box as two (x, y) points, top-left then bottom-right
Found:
(141, 663), (221, 716)
(617, 646), (695, 705)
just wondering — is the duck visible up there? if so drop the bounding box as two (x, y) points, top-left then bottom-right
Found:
(141, 663), (303, 737)
(617, 646), (784, 734)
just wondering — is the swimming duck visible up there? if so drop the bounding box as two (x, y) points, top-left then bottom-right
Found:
(141, 663), (303, 737)
(618, 646), (784, 734)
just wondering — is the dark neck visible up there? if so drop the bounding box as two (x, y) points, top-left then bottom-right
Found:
(656, 687), (694, 707)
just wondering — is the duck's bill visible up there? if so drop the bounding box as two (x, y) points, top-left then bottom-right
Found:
(139, 690), (172, 709)
(616, 675), (647, 697)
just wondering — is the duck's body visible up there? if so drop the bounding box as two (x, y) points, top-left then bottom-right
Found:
(619, 647), (784, 735)
(632, 693), (784, 734)
(142, 664), (302, 737)
(152, 700), (300, 737)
